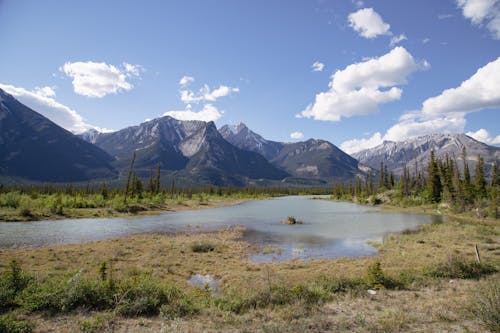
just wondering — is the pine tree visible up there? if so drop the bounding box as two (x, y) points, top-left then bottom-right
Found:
(378, 161), (384, 191)
(154, 164), (161, 194)
(427, 150), (442, 203)
(474, 155), (486, 198)
(462, 147), (473, 203)
(124, 152), (136, 203)
(100, 182), (108, 200)
(491, 161), (499, 187)
(147, 168), (154, 193)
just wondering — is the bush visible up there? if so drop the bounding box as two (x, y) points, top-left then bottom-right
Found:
(116, 275), (185, 317)
(191, 242), (215, 253)
(0, 261), (33, 312)
(366, 260), (401, 289)
(470, 278), (500, 333)
(18, 272), (113, 313)
(78, 314), (109, 333)
(0, 315), (34, 333)
(315, 276), (366, 294)
(426, 255), (497, 279)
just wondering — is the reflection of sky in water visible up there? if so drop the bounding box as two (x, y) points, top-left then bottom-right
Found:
(0, 196), (443, 261)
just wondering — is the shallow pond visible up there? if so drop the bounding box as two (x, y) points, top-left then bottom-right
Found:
(0, 196), (443, 261)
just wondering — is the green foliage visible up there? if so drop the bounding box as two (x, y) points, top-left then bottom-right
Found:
(470, 278), (500, 333)
(116, 275), (186, 316)
(426, 255), (497, 279)
(0, 261), (33, 313)
(0, 315), (34, 333)
(78, 314), (111, 333)
(365, 260), (401, 290)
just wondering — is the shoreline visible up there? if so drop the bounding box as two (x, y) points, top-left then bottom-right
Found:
(0, 197), (253, 223)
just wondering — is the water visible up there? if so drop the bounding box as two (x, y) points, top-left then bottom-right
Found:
(0, 196), (442, 261)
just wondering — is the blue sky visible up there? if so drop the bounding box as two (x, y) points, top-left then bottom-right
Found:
(0, 0), (499, 153)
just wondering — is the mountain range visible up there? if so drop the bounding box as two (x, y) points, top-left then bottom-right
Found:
(0, 88), (116, 182)
(1, 87), (499, 185)
(353, 134), (500, 176)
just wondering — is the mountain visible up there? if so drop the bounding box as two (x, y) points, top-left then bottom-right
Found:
(353, 134), (500, 176)
(219, 123), (283, 160)
(84, 116), (288, 186)
(220, 123), (365, 181)
(0, 88), (117, 182)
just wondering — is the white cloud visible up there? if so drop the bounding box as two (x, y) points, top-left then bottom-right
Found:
(340, 132), (383, 154)
(290, 131), (304, 139)
(123, 63), (143, 77)
(438, 13), (454, 19)
(34, 86), (56, 98)
(422, 38), (431, 44)
(352, 0), (364, 8)
(389, 34), (407, 47)
(312, 61), (325, 72)
(298, 47), (426, 121)
(422, 57), (500, 115)
(383, 113), (467, 142)
(457, 0), (500, 39)
(163, 104), (222, 122)
(466, 128), (500, 145)
(180, 84), (239, 103)
(348, 8), (391, 38)
(60, 61), (142, 98)
(179, 75), (194, 86)
(0, 83), (96, 133)
(341, 57), (500, 150)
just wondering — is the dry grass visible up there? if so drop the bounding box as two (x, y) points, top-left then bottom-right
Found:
(0, 210), (498, 332)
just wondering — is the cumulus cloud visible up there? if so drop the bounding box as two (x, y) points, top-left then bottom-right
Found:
(34, 86), (56, 98)
(298, 47), (426, 121)
(340, 132), (383, 154)
(389, 34), (407, 47)
(60, 61), (142, 98)
(163, 104), (222, 122)
(0, 83), (96, 133)
(466, 128), (500, 145)
(457, 0), (500, 39)
(422, 56), (500, 115)
(180, 84), (239, 103)
(311, 61), (325, 72)
(179, 75), (194, 86)
(290, 131), (304, 139)
(340, 57), (500, 153)
(348, 8), (391, 38)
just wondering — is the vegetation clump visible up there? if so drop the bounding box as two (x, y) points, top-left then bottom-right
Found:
(191, 242), (216, 253)
(470, 278), (500, 333)
(281, 216), (303, 225)
(426, 255), (497, 279)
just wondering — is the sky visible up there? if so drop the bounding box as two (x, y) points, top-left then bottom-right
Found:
(0, 0), (499, 154)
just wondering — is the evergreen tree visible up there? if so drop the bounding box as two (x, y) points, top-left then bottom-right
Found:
(100, 182), (108, 200)
(491, 161), (499, 187)
(474, 155), (486, 198)
(378, 161), (384, 190)
(147, 168), (154, 193)
(462, 147), (473, 203)
(427, 150), (442, 203)
(154, 164), (161, 194)
(124, 152), (136, 203)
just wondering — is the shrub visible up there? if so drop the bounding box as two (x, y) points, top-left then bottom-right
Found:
(315, 276), (366, 294)
(470, 278), (500, 333)
(191, 242), (215, 253)
(116, 275), (185, 317)
(0, 315), (34, 333)
(426, 255), (497, 279)
(0, 260), (33, 312)
(366, 260), (401, 289)
(78, 314), (108, 333)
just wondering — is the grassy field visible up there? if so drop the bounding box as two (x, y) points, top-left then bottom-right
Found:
(0, 205), (499, 332)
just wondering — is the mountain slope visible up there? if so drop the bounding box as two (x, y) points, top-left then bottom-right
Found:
(83, 117), (288, 186)
(219, 123), (283, 160)
(0, 88), (117, 182)
(353, 134), (500, 176)
(220, 123), (364, 181)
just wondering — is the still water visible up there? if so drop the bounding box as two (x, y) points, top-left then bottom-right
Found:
(0, 196), (442, 261)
